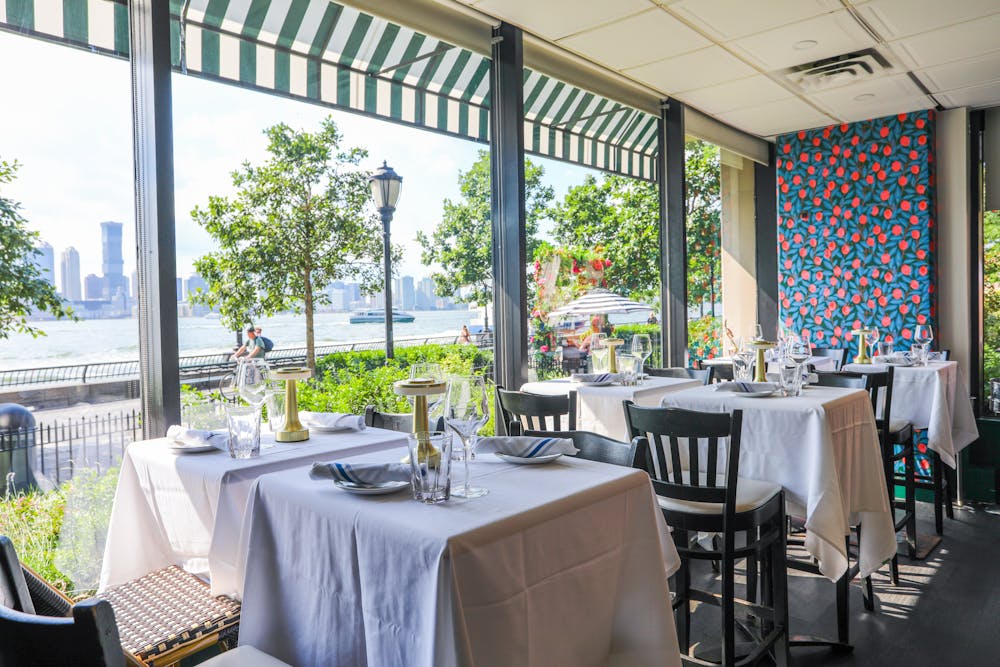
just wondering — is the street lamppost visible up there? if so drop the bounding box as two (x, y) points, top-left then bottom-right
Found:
(369, 161), (403, 358)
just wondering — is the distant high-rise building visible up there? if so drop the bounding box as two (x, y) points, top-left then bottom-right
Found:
(100, 221), (125, 299)
(131, 271), (139, 300)
(60, 247), (81, 300)
(185, 274), (207, 298)
(401, 276), (416, 310)
(33, 242), (55, 288)
(176, 277), (183, 302)
(84, 273), (104, 300)
(417, 277), (436, 309)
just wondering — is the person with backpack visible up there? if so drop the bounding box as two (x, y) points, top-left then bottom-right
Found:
(231, 326), (272, 360)
(254, 327), (275, 354)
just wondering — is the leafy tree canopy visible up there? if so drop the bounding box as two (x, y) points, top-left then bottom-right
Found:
(190, 117), (391, 370)
(0, 158), (74, 338)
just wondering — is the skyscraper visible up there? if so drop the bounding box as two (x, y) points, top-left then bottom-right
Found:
(33, 241), (55, 287)
(60, 247), (82, 301)
(100, 221), (125, 299)
(401, 276), (416, 310)
(84, 273), (104, 300)
(185, 274), (207, 297)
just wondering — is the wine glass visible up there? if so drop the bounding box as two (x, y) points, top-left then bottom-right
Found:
(236, 358), (270, 409)
(866, 327), (881, 357)
(410, 362), (445, 413)
(631, 334), (652, 384)
(590, 333), (609, 372)
(445, 376), (490, 498)
(914, 325), (934, 365)
(754, 323), (764, 341)
(787, 339), (811, 374)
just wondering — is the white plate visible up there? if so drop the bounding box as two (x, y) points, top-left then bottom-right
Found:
(579, 380), (614, 387)
(741, 390), (777, 398)
(333, 480), (410, 495)
(495, 452), (563, 465)
(169, 441), (218, 454)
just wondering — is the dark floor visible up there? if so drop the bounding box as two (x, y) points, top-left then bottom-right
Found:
(685, 501), (1000, 666)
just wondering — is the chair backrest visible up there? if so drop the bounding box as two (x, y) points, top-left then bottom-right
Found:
(686, 367), (714, 385)
(511, 425), (638, 467)
(810, 347), (848, 370)
(937, 348), (951, 361)
(712, 363), (734, 382)
(496, 387), (577, 434)
(814, 368), (893, 444)
(0, 536), (125, 666)
(623, 401), (743, 511)
(647, 367), (714, 385)
(363, 406), (444, 433)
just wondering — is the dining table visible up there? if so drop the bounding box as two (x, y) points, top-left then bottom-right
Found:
(98, 426), (408, 595)
(841, 359), (978, 469)
(520, 375), (701, 440)
(235, 445), (683, 667)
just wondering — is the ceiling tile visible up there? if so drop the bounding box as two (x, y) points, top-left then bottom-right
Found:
(624, 46), (756, 94)
(472, 0), (652, 40)
(728, 10), (876, 71)
(675, 75), (794, 115)
(717, 97), (835, 136)
(918, 52), (1000, 93)
(891, 14), (1000, 69)
(855, 0), (1000, 40)
(669, 0), (839, 41)
(936, 81), (1000, 109)
(557, 8), (710, 70)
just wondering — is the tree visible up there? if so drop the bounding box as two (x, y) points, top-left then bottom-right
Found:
(0, 158), (73, 338)
(417, 151), (553, 328)
(191, 118), (387, 372)
(685, 140), (722, 316)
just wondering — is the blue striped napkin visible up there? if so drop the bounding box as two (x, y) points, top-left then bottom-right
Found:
(478, 436), (579, 458)
(714, 381), (777, 393)
(166, 425), (227, 448)
(310, 461), (411, 485)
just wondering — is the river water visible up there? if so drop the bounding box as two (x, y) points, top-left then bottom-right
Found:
(0, 310), (476, 369)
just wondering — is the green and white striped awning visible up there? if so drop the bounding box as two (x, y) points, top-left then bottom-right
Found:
(0, 0), (658, 180)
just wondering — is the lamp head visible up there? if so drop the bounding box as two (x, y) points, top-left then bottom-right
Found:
(369, 160), (403, 211)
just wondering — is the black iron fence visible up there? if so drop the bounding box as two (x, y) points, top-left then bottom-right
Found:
(1, 410), (142, 491)
(0, 334), (484, 390)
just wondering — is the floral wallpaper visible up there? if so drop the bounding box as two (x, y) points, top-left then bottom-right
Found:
(776, 110), (936, 351)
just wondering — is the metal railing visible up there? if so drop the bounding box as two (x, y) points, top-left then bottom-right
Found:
(1, 410), (142, 490)
(0, 334), (488, 390)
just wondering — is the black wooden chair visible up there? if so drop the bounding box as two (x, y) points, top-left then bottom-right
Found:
(0, 536), (289, 666)
(623, 403), (789, 667)
(364, 406), (445, 432)
(509, 424), (639, 467)
(712, 363), (735, 382)
(814, 369), (917, 582)
(496, 386), (577, 434)
(810, 347), (849, 370)
(646, 367), (714, 385)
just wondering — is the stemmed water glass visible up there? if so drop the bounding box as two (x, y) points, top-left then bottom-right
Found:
(236, 358), (271, 409)
(631, 334), (652, 384)
(410, 362), (445, 414)
(589, 333), (609, 372)
(914, 325), (934, 365)
(866, 327), (881, 358)
(445, 375), (490, 498)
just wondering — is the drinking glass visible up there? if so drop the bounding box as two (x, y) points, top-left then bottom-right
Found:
(914, 325), (933, 364)
(617, 354), (640, 386)
(732, 355), (753, 381)
(236, 358), (271, 408)
(409, 362), (444, 382)
(876, 341), (895, 360)
(778, 363), (802, 397)
(226, 405), (261, 459)
(590, 334), (609, 372)
(866, 327), (881, 351)
(445, 376), (489, 499)
(631, 334), (652, 384)
(912, 343), (928, 366)
(265, 390), (286, 431)
(787, 340), (811, 367)
(407, 431), (453, 504)
(754, 324), (764, 341)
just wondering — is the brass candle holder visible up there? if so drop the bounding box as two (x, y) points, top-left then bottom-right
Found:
(605, 338), (625, 373)
(752, 340), (777, 383)
(273, 366), (312, 443)
(393, 378), (448, 467)
(851, 329), (874, 364)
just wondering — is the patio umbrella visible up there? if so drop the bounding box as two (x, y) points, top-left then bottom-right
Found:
(547, 288), (653, 320)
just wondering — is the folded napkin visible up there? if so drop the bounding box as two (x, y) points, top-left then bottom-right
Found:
(477, 436), (579, 458)
(872, 353), (912, 365)
(309, 461), (410, 485)
(298, 412), (365, 432)
(570, 373), (620, 383)
(166, 425), (228, 447)
(714, 381), (778, 393)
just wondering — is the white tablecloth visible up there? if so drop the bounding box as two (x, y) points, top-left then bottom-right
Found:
(99, 427), (407, 595)
(661, 385), (895, 581)
(237, 448), (682, 667)
(842, 360), (979, 469)
(521, 376), (701, 440)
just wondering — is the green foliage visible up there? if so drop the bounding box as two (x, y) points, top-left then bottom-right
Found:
(984, 210), (1000, 394)
(0, 486), (69, 593)
(613, 323), (663, 367)
(685, 141), (722, 313)
(687, 316), (723, 362)
(0, 158), (75, 338)
(54, 467), (119, 595)
(190, 117), (391, 371)
(417, 151), (554, 316)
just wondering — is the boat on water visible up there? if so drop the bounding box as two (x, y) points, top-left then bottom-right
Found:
(349, 309), (416, 324)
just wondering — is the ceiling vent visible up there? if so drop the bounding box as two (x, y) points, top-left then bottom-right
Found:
(781, 49), (892, 91)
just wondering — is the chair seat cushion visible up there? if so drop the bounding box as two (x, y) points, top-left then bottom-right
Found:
(656, 472), (782, 515)
(201, 645), (292, 666)
(97, 566), (240, 662)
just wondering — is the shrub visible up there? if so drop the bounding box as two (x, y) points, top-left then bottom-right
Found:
(0, 485), (70, 593)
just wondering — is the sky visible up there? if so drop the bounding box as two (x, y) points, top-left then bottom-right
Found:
(0, 31), (597, 285)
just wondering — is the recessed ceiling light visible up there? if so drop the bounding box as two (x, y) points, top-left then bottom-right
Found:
(854, 93), (876, 102)
(793, 40), (818, 50)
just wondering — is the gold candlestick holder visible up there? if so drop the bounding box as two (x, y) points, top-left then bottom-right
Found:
(393, 378), (448, 467)
(851, 329), (874, 364)
(752, 340), (777, 383)
(273, 367), (312, 443)
(605, 339), (625, 373)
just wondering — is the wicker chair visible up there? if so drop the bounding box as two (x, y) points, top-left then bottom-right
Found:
(2, 536), (287, 667)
